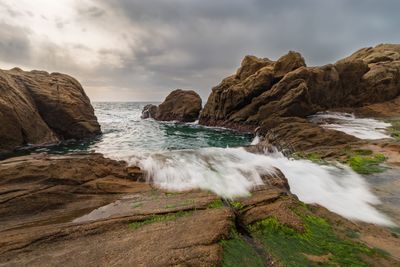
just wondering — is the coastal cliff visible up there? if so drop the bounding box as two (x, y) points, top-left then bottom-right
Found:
(199, 44), (400, 133)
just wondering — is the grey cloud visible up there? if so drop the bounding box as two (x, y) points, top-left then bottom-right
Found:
(77, 5), (106, 18)
(0, 23), (31, 65)
(1, 0), (400, 101)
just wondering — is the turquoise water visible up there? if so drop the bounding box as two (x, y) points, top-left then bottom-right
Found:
(17, 102), (253, 157)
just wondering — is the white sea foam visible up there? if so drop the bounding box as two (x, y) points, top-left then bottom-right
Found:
(309, 112), (392, 140)
(131, 147), (393, 226)
(251, 135), (261, 145)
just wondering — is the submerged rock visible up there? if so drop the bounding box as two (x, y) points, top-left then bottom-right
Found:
(0, 68), (100, 153)
(141, 89), (202, 122)
(199, 44), (400, 134)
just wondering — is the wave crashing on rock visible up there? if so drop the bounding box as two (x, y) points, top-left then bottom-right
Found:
(132, 147), (393, 226)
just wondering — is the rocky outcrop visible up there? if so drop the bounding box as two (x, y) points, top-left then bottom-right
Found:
(140, 104), (158, 119)
(142, 89), (202, 122)
(0, 68), (100, 153)
(199, 44), (400, 133)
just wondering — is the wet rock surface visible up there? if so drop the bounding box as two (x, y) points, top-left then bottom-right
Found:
(0, 153), (399, 266)
(0, 68), (100, 154)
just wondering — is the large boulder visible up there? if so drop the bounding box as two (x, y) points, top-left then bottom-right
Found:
(142, 89), (202, 122)
(200, 51), (306, 128)
(200, 44), (400, 131)
(0, 68), (100, 153)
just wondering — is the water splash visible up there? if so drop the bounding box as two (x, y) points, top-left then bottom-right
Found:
(309, 112), (392, 140)
(137, 147), (274, 198)
(132, 147), (393, 226)
(251, 135), (261, 145)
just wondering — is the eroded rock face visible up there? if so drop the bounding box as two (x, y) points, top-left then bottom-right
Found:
(142, 89), (202, 122)
(199, 51), (306, 129)
(199, 44), (400, 133)
(0, 68), (100, 153)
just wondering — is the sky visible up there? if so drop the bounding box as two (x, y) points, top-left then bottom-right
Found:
(1, 0), (399, 102)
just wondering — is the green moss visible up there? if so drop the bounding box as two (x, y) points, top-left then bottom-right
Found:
(165, 192), (182, 197)
(292, 152), (325, 164)
(249, 215), (385, 267)
(220, 230), (264, 267)
(345, 228), (360, 239)
(388, 120), (400, 141)
(348, 153), (386, 174)
(231, 201), (245, 210)
(165, 199), (195, 209)
(129, 211), (192, 230)
(207, 199), (224, 209)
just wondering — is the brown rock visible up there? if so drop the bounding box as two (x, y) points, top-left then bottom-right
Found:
(273, 51), (306, 78)
(0, 152), (236, 266)
(155, 89), (202, 122)
(141, 104), (158, 119)
(236, 55), (272, 80)
(200, 55), (276, 127)
(0, 153), (150, 230)
(0, 68), (100, 153)
(200, 44), (400, 139)
(258, 117), (359, 151)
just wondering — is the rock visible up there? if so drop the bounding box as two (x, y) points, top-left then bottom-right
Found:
(155, 89), (202, 122)
(236, 55), (272, 80)
(200, 55), (277, 128)
(141, 104), (158, 119)
(0, 152), (234, 266)
(200, 44), (400, 140)
(0, 153), (149, 230)
(0, 152), (398, 265)
(199, 52), (305, 129)
(0, 68), (100, 153)
(258, 117), (359, 151)
(273, 51), (306, 78)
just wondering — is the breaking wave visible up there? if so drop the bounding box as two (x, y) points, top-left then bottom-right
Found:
(309, 112), (392, 140)
(131, 147), (393, 226)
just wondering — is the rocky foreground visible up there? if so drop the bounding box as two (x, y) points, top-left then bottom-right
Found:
(1, 153), (399, 266)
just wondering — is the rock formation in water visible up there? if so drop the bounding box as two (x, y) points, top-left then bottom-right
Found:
(141, 104), (158, 119)
(199, 44), (400, 136)
(141, 89), (202, 122)
(0, 68), (101, 153)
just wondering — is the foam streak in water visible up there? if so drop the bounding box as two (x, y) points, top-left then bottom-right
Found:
(309, 112), (392, 140)
(134, 147), (393, 226)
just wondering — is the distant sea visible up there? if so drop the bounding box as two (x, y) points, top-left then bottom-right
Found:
(22, 102), (253, 158)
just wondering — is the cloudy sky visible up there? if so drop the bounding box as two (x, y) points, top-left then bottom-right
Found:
(1, 0), (399, 101)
